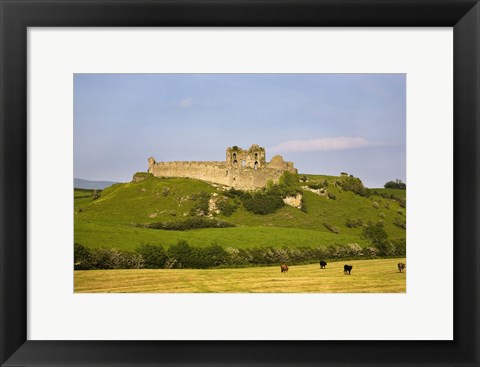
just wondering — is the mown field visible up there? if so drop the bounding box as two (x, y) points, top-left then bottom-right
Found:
(75, 258), (406, 293)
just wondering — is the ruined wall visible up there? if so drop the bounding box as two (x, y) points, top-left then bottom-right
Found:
(225, 166), (289, 189)
(147, 145), (297, 190)
(149, 161), (291, 189)
(267, 155), (296, 172)
(149, 161), (228, 185)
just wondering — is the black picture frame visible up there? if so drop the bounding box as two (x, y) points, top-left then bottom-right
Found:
(1, 1), (479, 366)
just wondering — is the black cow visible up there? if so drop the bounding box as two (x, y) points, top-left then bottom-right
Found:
(398, 263), (406, 273)
(344, 264), (353, 275)
(280, 264), (289, 273)
(319, 261), (327, 269)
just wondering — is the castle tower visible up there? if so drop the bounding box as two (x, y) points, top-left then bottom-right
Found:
(226, 144), (266, 169)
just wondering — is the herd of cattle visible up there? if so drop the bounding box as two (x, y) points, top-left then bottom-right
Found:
(280, 262), (406, 274)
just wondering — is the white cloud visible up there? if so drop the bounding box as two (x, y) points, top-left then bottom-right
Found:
(179, 97), (195, 108)
(269, 137), (377, 153)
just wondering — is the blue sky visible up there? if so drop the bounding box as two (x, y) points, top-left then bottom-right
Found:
(74, 74), (405, 188)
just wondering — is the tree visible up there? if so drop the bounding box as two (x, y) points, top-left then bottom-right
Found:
(74, 243), (93, 270)
(168, 240), (194, 268)
(279, 171), (298, 187)
(361, 222), (389, 255)
(136, 244), (168, 268)
(384, 179), (406, 189)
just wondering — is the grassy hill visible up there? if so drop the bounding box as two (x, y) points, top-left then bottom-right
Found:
(74, 173), (406, 252)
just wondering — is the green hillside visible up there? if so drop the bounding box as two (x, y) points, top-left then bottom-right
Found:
(74, 173), (406, 252)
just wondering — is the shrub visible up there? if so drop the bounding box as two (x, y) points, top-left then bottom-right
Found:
(399, 198), (406, 208)
(327, 192), (336, 200)
(263, 247), (289, 264)
(122, 252), (145, 269)
(189, 191), (210, 216)
(136, 244), (168, 268)
(217, 200), (237, 217)
(225, 247), (249, 265)
(268, 184), (300, 198)
(201, 243), (230, 267)
(362, 222), (388, 248)
(279, 171), (298, 187)
(346, 243), (363, 256)
(92, 189), (100, 200)
(373, 202), (380, 209)
(345, 218), (364, 228)
(326, 243), (363, 258)
(167, 241), (231, 269)
(74, 243), (94, 270)
(243, 193), (284, 215)
(390, 238), (407, 256)
(393, 217), (406, 229)
(223, 188), (251, 200)
(323, 222), (340, 234)
(338, 177), (371, 197)
(143, 217), (235, 231)
(300, 198), (307, 213)
(167, 240), (195, 268)
(364, 246), (380, 257)
(179, 243), (231, 269)
(75, 244), (145, 270)
(326, 244), (349, 258)
(89, 248), (131, 269)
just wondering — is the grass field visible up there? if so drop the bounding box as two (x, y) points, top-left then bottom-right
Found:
(74, 222), (369, 250)
(75, 258), (406, 293)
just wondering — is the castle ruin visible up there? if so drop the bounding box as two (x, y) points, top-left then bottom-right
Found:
(147, 144), (297, 190)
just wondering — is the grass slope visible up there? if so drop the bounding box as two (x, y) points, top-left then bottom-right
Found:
(371, 188), (407, 198)
(74, 258), (406, 293)
(74, 174), (406, 251)
(75, 222), (368, 250)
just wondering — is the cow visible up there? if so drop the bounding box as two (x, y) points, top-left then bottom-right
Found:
(319, 261), (327, 269)
(398, 263), (406, 273)
(344, 264), (353, 275)
(280, 264), (289, 273)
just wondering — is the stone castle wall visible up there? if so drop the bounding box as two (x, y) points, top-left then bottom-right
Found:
(147, 145), (297, 190)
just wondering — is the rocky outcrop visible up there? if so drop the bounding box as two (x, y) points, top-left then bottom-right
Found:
(283, 193), (303, 209)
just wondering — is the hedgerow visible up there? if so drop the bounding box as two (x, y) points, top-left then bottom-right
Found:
(74, 239), (406, 270)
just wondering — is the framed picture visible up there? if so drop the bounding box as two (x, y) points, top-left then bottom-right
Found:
(1, 0), (479, 366)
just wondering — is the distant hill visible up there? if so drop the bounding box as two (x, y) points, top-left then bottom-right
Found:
(74, 178), (119, 190)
